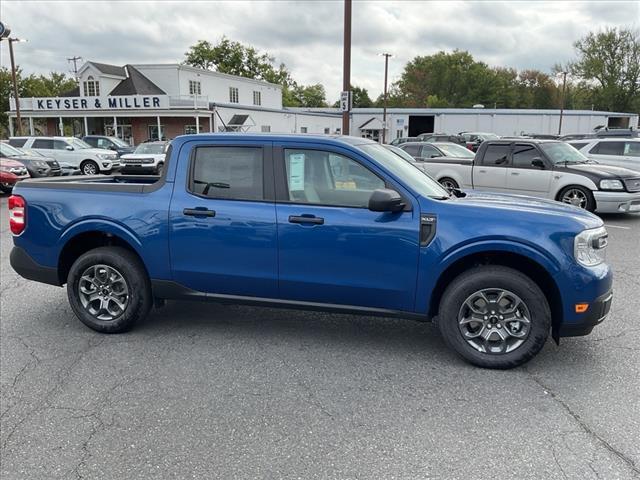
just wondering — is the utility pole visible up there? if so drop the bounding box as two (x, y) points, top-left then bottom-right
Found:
(381, 53), (392, 144)
(558, 71), (568, 135)
(341, 0), (352, 136)
(8, 38), (24, 135)
(67, 56), (82, 83)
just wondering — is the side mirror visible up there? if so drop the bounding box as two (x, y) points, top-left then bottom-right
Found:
(531, 158), (545, 169)
(65, 145), (74, 151)
(368, 188), (405, 213)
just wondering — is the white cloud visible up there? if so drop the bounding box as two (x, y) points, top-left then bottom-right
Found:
(1, 0), (637, 102)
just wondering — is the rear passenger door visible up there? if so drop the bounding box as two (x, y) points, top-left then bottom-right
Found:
(30, 138), (56, 159)
(473, 144), (510, 192)
(588, 141), (626, 168)
(506, 143), (552, 197)
(168, 141), (278, 298)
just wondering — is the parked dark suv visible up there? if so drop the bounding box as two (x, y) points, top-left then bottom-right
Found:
(82, 136), (135, 156)
(0, 142), (61, 177)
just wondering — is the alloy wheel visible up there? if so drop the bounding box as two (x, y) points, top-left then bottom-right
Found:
(561, 188), (587, 209)
(457, 288), (531, 354)
(78, 264), (129, 321)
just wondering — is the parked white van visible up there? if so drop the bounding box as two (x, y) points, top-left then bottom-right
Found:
(8, 137), (121, 175)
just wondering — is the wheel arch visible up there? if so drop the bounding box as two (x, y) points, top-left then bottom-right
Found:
(428, 250), (564, 342)
(57, 224), (147, 285)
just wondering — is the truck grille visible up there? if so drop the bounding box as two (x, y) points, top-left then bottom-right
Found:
(123, 158), (152, 164)
(624, 178), (640, 192)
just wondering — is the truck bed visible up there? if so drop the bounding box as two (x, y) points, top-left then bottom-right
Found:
(15, 174), (162, 193)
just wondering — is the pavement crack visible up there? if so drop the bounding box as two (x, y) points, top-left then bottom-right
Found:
(527, 370), (640, 476)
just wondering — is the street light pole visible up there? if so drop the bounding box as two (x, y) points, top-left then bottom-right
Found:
(342, 0), (352, 136)
(558, 71), (568, 135)
(381, 53), (392, 144)
(8, 38), (23, 135)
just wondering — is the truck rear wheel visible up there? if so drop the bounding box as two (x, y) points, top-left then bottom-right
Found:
(437, 265), (550, 369)
(66, 247), (152, 333)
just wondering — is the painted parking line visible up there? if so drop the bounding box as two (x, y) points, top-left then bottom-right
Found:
(604, 224), (632, 230)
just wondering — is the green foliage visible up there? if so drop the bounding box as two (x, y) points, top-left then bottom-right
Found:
(1, 67), (77, 136)
(184, 37), (326, 107)
(567, 27), (640, 112)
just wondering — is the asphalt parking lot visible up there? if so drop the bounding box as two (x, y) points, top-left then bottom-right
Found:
(0, 194), (638, 480)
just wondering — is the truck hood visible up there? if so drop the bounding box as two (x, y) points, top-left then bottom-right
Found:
(558, 162), (639, 179)
(120, 153), (165, 160)
(447, 190), (602, 229)
(79, 148), (118, 156)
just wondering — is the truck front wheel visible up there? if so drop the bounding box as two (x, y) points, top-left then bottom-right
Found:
(80, 160), (99, 175)
(557, 185), (595, 211)
(66, 247), (152, 333)
(437, 266), (550, 369)
(439, 177), (459, 191)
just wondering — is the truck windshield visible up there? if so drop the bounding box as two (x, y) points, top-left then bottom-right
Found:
(358, 143), (450, 199)
(109, 137), (130, 147)
(437, 143), (475, 158)
(540, 142), (590, 164)
(134, 143), (165, 154)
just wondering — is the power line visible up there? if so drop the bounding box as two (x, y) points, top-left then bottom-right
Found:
(67, 55), (82, 82)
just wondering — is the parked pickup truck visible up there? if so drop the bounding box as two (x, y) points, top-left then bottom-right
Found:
(9, 134), (613, 368)
(405, 139), (640, 213)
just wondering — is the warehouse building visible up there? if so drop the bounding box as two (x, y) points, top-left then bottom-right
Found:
(7, 60), (638, 144)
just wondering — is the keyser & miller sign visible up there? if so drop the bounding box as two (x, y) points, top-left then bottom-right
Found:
(28, 95), (170, 111)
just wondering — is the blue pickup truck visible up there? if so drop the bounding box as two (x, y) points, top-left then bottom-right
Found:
(9, 134), (613, 368)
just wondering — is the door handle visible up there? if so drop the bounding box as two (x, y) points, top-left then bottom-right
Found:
(288, 215), (324, 225)
(183, 207), (216, 217)
(478, 169), (487, 173)
(511, 171), (520, 176)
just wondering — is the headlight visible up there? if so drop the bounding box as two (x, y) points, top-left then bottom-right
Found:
(599, 179), (624, 190)
(142, 158), (154, 164)
(97, 153), (117, 160)
(574, 226), (608, 267)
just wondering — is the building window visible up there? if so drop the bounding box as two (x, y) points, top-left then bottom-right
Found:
(261, 125), (271, 132)
(300, 127), (308, 133)
(229, 87), (239, 103)
(185, 125), (198, 134)
(396, 130), (403, 139)
(83, 76), (100, 96)
(324, 128), (330, 134)
(148, 125), (165, 141)
(189, 80), (201, 95)
(253, 91), (261, 106)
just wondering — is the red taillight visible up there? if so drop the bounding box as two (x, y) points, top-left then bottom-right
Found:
(8, 195), (26, 235)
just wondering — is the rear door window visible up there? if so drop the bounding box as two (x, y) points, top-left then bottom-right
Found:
(591, 141), (625, 155)
(32, 139), (54, 149)
(481, 144), (510, 166)
(189, 147), (264, 201)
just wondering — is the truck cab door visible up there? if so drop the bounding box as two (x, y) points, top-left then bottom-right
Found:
(273, 144), (420, 312)
(168, 141), (278, 298)
(506, 143), (552, 197)
(473, 143), (510, 192)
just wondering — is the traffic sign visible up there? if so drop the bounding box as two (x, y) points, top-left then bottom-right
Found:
(340, 91), (351, 112)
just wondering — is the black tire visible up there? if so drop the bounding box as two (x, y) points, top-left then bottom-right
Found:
(66, 247), (152, 333)
(155, 163), (164, 175)
(80, 160), (99, 175)
(557, 185), (595, 212)
(439, 177), (459, 191)
(437, 265), (550, 369)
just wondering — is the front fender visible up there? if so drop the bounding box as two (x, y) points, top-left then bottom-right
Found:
(415, 238), (564, 314)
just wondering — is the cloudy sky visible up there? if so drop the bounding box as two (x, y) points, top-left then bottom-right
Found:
(1, 1), (638, 101)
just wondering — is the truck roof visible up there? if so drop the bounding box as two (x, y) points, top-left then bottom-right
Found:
(171, 133), (377, 147)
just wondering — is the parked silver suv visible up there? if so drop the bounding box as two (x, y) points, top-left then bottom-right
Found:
(569, 138), (640, 173)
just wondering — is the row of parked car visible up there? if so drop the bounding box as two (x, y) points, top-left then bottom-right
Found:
(0, 135), (169, 193)
(390, 135), (640, 214)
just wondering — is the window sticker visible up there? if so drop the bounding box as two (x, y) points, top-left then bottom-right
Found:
(289, 153), (305, 190)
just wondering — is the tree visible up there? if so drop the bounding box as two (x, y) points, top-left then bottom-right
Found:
(0, 68), (76, 136)
(566, 27), (640, 112)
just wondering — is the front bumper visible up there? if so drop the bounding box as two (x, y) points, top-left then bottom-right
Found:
(120, 164), (158, 174)
(594, 190), (640, 213)
(558, 289), (613, 337)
